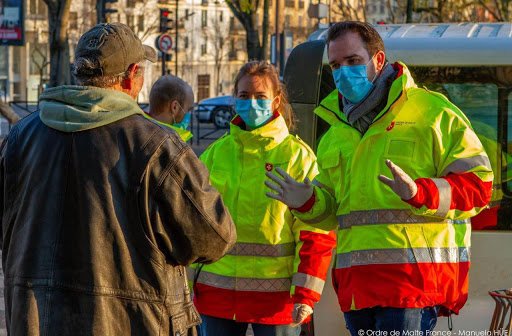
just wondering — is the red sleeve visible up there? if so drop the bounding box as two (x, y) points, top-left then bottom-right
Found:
(293, 230), (337, 306)
(405, 172), (492, 211)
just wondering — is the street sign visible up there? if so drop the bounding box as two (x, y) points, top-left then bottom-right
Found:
(155, 34), (173, 53)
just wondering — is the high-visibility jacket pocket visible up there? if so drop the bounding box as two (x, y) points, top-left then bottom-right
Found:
(403, 226), (439, 294)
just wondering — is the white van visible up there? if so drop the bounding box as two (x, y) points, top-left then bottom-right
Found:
(283, 23), (512, 335)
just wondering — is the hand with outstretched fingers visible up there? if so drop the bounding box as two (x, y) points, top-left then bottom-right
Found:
(290, 303), (313, 327)
(377, 159), (418, 200)
(265, 167), (314, 209)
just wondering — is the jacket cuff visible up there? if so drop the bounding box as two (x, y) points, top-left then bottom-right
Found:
(293, 296), (315, 309)
(403, 179), (430, 208)
(290, 192), (316, 213)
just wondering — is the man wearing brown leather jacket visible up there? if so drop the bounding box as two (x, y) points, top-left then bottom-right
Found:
(0, 23), (236, 336)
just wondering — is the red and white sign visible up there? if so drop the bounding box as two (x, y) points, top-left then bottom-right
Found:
(265, 163), (273, 172)
(155, 34), (173, 53)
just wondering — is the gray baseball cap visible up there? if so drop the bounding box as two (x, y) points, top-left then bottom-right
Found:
(75, 22), (157, 76)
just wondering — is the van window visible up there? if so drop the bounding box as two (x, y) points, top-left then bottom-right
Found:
(409, 66), (512, 230)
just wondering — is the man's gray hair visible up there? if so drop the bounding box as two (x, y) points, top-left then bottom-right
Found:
(72, 56), (144, 88)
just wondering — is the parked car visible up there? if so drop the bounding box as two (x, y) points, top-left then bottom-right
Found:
(196, 95), (235, 128)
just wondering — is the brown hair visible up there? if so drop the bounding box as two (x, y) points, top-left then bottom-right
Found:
(233, 60), (297, 131)
(327, 21), (385, 58)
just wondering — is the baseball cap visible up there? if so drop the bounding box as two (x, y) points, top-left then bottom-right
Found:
(75, 22), (157, 76)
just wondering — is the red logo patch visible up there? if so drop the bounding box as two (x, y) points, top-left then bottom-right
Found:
(386, 121), (395, 131)
(265, 163), (273, 171)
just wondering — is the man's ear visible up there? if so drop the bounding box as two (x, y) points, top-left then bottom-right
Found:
(375, 51), (386, 71)
(122, 63), (139, 90)
(170, 100), (180, 116)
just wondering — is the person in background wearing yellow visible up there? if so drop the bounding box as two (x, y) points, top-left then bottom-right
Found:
(188, 60), (337, 336)
(146, 75), (194, 142)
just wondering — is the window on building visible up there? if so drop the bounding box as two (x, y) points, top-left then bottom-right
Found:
(285, 15), (290, 28)
(69, 12), (78, 30)
(29, 0), (46, 15)
(38, 0), (46, 15)
(127, 14), (135, 30)
(197, 74), (210, 100)
(184, 36), (189, 49)
(12, 46), (21, 75)
(372, 1), (377, 13)
(0, 47), (7, 74)
(219, 11), (223, 22)
(201, 37), (208, 55)
(298, 15), (302, 27)
(201, 10), (208, 27)
(236, 39), (244, 50)
(30, 0), (36, 15)
(138, 15), (144, 32)
(127, 0), (136, 8)
(380, 0), (385, 13)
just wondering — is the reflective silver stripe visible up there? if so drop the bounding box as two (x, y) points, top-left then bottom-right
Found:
(440, 155), (492, 176)
(195, 270), (291, 291)
(292, 273), (325, 294)
(337, 210), (469, 229)
(336, 246), (470, 269)
(227, 242), (295, 257)
(431, 178), (452, 217)
(300, 209), (332, 225)
(186, 267), (196, 280)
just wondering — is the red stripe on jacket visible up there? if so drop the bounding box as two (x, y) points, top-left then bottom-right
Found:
(194, 284), (311, 324)
(405, 172), (492, 211)
(332, 261), (470, 315)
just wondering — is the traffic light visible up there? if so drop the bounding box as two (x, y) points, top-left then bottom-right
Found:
(159, 8), (173, 32)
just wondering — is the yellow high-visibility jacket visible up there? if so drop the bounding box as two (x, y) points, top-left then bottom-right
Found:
(294, 63), (493, 316)
(189, 113), (336, 324)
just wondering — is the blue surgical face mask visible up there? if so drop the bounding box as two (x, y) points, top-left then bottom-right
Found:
(235, 98), (275, 129)
(173, 103), (191, 130)
(332, 56), (377, 103)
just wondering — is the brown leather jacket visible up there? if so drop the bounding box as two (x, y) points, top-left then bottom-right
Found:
(0, 112), (236, 335)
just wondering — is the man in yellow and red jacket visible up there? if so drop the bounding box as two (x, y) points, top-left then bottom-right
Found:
(145, 75), (194, 142)
(266, 21), (493, 334)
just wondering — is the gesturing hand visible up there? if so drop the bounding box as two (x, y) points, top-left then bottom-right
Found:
(377, 159), (418, 200)
(290, 303), (313, 327)
(265, 167), (314, 209)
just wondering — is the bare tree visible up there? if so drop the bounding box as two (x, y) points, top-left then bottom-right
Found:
(477, 0), (512, 21)
(226, 0), (269, 60)
(42, 0), (72, 87)
(332, 0), (367, 21)
(204, 8), (231, 95)
(30, 22), (50, 98)
(386, 0), (475, 23)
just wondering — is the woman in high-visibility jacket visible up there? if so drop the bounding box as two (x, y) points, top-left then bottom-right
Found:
(189, 61), (336, 336)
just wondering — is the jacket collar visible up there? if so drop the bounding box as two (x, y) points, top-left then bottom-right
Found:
(315, 62), (416, 127)
(230, 111), (289, 150)
(143, 113), (193, 142)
